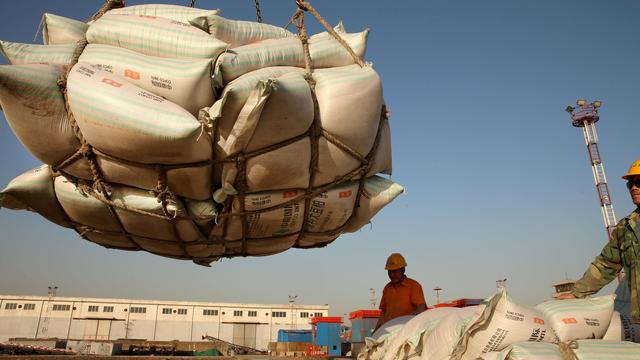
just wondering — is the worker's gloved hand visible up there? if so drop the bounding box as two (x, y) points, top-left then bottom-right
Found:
(556, 293), (577, 300)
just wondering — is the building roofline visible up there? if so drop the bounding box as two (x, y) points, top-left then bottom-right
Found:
(0, 294), (329, 310)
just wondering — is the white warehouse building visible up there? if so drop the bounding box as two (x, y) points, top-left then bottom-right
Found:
(0, 294), (329, 351)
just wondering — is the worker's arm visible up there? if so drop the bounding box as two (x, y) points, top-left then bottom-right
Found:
(412, 303), (427, 315)
(373, 289), (388, 332)
(571, 226), (624, 298)
(411, 281), (427, 314)
(373, 310), (387, 332)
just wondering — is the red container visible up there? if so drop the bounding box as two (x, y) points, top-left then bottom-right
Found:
(434, 298), (483, 308)
(348, 310), (381, 320)
(310, 316), (343, 324)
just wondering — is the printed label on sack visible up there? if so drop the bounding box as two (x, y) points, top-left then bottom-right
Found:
(505, 310), (524, 322)
(124, 69), (141, 80)
(151, 76), (173, 91)
(339, 190), (352, 198)
(93, 64), (113, 73)
(482, 328), (508, 353)
(77, 65), (95, 77)
(562, 318), (577, 325)
(584, 318), (600, 327)
(280, 203), (301, 230)
(102, 78), (122, 88)
(283, 191), (298, 199)
(169, 19), (192, 27)
(527, 328), (549, 342)
(137, 91), (165, 103)
(533, 317), (545, 325)
(250, 195), (272, 207)
(306, 200), (326, 228)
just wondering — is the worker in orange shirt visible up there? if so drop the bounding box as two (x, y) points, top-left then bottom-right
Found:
(374, 253), (427, 331)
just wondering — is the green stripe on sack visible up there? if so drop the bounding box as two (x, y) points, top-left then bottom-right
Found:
(80, 45), (211, 78)
(68, 72), (191, 116)
(0, 66), (64, 101)
(87, 16), (227, 58)
(0, 41), (75, 64)
(69, 96), (199, 137)
(108, 5), (218, 23)
(44, 13), (88, 42)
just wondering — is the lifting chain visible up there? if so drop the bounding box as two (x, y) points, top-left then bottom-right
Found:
(189, 0), (196, 7)
(254, 0), (262, 23)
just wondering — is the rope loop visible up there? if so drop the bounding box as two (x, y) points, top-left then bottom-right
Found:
(295, 0), (309, 11)
(557, 341), (579, 360)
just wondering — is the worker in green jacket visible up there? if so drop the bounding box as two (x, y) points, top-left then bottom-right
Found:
(558, 159), (640, 324)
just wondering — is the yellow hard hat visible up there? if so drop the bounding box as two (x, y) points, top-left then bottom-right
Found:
(622, 159), (640, 180)
(385, 253), (407, 270)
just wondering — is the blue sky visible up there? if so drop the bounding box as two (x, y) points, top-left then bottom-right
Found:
(0, 0), (639, 320)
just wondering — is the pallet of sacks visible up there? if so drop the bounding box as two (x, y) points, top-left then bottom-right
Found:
(0, 3), (403, 266)
(356, 289), (640, 360)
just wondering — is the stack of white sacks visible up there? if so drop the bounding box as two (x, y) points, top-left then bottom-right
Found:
(0, 4), (402, 265)
(358, 290), (640, 360)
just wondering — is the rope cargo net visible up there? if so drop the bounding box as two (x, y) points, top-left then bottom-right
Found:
(0, 0), (402, 266)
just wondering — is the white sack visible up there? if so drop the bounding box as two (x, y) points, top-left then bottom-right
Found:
(312, 64), (390, 186)
(373, 315), (414, 340)
(79, 44), (215, 115)
(0, 64), (78, 165)
(452, 290), (557, 360)
(222, 179), (361, 241)
(358, 315), (414, 360)
(52, 174), (220, 260)
(0, 41), (74, 65)
(67, 63), (212, 165)
(42, 13), (88, 45)
(214, 64), (390, 193)
(214, 29), (368, 86)
(573, 339), (640, 359)
(343, 175), (404, 233)
(478, 342), (562, 360)
(189, 14), (293, 48)
(106, 4), (219, 24)
(535, 294), (615, 342)
(62, 158), (213, 201)
(0, 165), (70, 228)
(420, 306), (481, 360)
(382, 307), (462, 360)
(0, 64), (212, 200)
(86, 14), (228, 59)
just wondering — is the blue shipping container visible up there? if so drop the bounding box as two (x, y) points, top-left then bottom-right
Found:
(277, 329), (313, 343)
(351, 317), (378, 342)
(313, 323), (341, 356)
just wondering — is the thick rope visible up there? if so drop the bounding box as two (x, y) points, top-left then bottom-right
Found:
(295, 0), (364, 67)
(90, 0), (125, 22)
(557, 341), (579, 360)
(34, 13), (46, 43)
(235, 155), (250, 256)
(321, 128), (368, 164)
(292, 10), (313, 76)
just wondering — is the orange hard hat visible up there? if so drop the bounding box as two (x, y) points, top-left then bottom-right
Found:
(385, 253), (407, 270)
(622, 159), (640, 180)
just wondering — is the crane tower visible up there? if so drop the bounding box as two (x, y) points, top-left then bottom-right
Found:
(565, 99), (617, 237)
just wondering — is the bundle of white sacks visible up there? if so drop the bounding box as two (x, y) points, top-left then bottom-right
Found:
(358, 290), (640, 360)
(0, 4), (402, 265)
